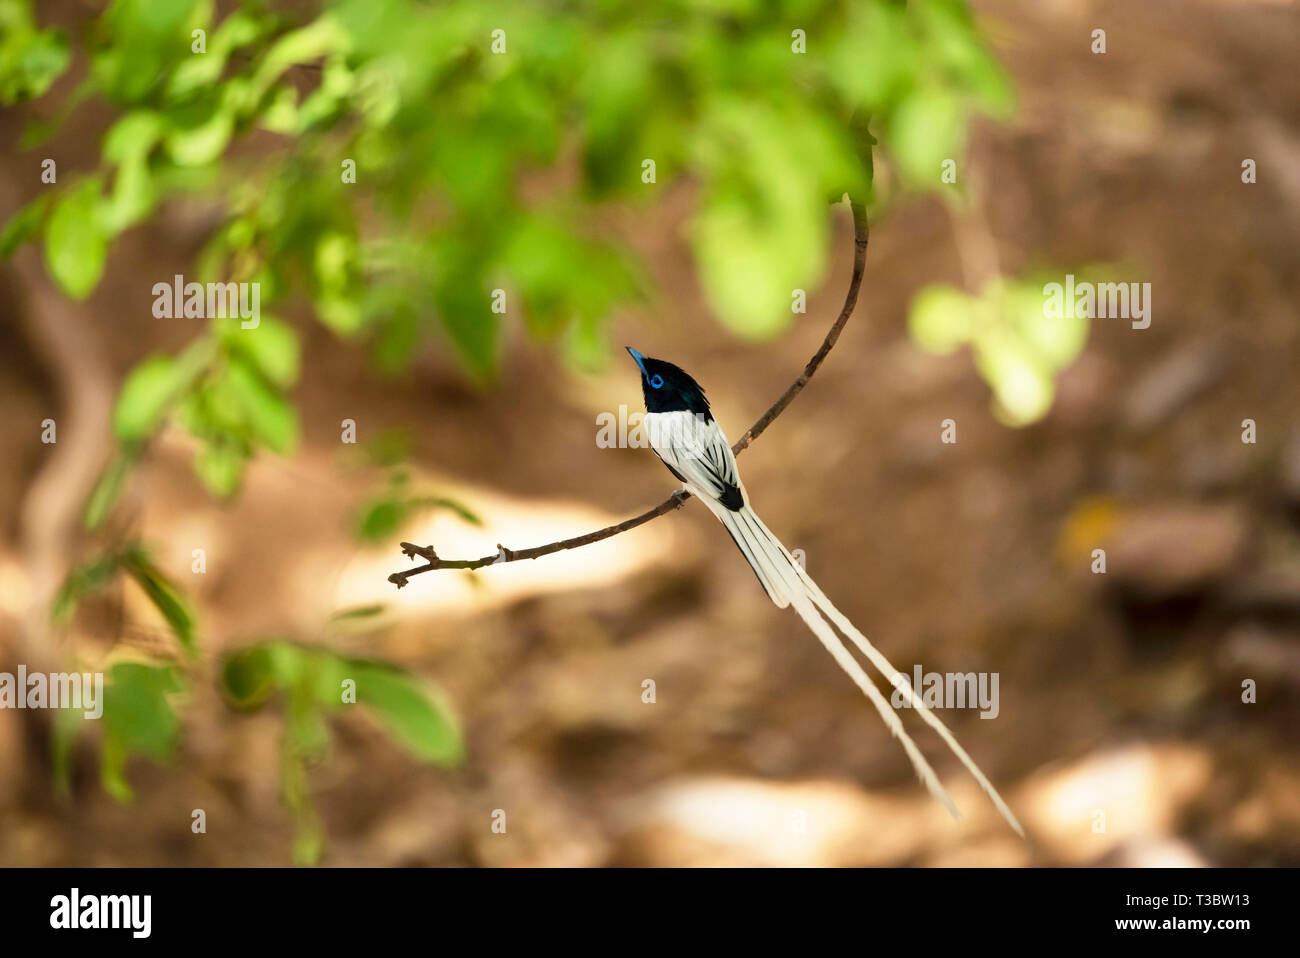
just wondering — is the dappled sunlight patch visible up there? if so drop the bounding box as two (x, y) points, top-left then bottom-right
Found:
(1020, 744), (1212, 864)
(614, 775), (957, 867)
(0, 556), (28, 620)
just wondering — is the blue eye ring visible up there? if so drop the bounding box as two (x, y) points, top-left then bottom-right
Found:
(650, 374), (664, 389)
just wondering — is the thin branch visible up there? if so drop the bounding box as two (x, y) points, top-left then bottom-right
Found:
(389, 199), (869, 588)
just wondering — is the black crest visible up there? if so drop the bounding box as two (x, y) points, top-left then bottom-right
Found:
(625, 348), (713, 421)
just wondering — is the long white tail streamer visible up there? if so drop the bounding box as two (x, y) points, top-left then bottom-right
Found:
(712, 501), (1023, 836)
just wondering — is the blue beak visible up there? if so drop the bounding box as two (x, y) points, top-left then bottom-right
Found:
(625, 346), (649, 379)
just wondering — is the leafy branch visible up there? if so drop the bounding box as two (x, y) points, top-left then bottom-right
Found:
(388, 199), (868, 587)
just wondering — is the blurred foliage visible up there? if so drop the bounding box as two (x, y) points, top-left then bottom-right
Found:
(99, 662), (187, 802)
(220, 640), (462, 863)
(0, 0), (1019, 519)
(52, 663), (187, 805)
(220, 640), (462, 766)
(0, 0), (68, 104)
(52, 537), (465, 861)
(909, 275), (1089, 425)
(355, 467), (483, 543)
(2, 0), (1010, 358)
(54, 542), (198, 659)
(52, 542), (195, 802)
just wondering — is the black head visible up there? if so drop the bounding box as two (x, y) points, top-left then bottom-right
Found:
(625, 347), (713, 420)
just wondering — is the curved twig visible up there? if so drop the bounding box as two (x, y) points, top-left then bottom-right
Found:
(389, 199), (869, 588)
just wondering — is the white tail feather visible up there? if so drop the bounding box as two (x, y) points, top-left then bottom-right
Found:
(787, 590), (961, 820)
(715, 503), (1022, 836)
(788, 556), (1025, 837)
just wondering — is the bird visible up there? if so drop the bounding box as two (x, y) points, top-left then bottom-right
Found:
(625, 346), (1023, 836)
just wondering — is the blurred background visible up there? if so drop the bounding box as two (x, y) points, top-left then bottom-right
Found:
(1, 0), (1298, 866)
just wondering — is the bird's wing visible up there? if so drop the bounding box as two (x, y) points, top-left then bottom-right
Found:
(643, 410), (744, 510)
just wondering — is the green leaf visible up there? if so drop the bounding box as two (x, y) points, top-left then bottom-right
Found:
(329, 604), (387, 623)
(346, 660), (463, 766)
(193, 440), (244, 497)
(1006, 279), (1088, 369)
(102, 110), (164, 164)
(0, 13), (70, 105)
(249, 16), (348, 100)
(100, 112), (163, 234)
(292, 821), (325, 868)
(0, 194), (49, 259)
(908, 284), (974, 355)
(562, 312), (606, 372)
(165, 107), (234, 167)
(99, 662), (185, 802)
(219, 356), (299, 455)
(100, 734), (133, 802)
(223, 315), (300, 388)
(437, 279), (499, 381)
(362, 428), (411, 467)
(370, 302), (421, 374)
(220, 644), (278, 710)
(355, 491), (480, 543)
(312, 231), (364, 336)
(166, 10), (265, 99)
(688, 101), (836, 338)
(51, 705), (85, 799)
(891, 86), (963, 185)
(112, 355), (180, 442)
(408, 495), (482, 526)
(974, 328), (1054, 426)
(909, 275), (1091, 428)
(52, 552), (122, 622)
(915, 0), (1015, 117)
(113, 339), (211, 443)
(355, 497), (407, 542)
(120, 548), (198, 658)
(43, 178), (107, 299)
(99, 153), (155, 233)
(692, 184), (820, 338)
(92, 0), (201, 103)
(305, 651), (348, 709)
(258, 85), (300, 134)
(501, 212), (639, 343)
(262, 641), (311, 687)
(83, 452), (136, 530)
(314, 292), (365, 337)
(220, 640), (328, 709)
